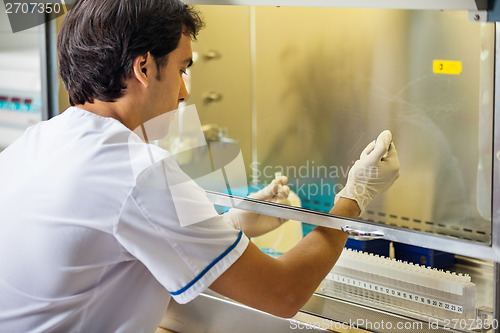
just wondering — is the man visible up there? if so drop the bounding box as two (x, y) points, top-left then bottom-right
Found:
(0, 0), (399, 331)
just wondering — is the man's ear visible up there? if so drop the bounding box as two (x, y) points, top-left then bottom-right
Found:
(132, 52), (152, 88)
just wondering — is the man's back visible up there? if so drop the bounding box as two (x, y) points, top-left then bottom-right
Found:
(0, 107), (170, 332)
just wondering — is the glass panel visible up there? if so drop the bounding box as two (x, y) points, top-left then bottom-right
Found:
(170, 6), (494, 244)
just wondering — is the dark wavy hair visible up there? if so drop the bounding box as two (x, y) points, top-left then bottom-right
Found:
(58, 0), (204, 106)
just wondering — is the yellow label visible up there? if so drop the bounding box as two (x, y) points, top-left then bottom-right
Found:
(433, 60), (462, 75)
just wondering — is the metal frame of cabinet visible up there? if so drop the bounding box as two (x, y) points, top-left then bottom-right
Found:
(41, 14), (61, 120)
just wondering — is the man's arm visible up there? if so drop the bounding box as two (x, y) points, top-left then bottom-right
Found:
(209, 197), (358, 318)
(210, 130), (399, 318)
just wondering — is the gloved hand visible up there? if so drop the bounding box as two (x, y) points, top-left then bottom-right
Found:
(335, 130), (400, 213)
(224, 176), (291, 238)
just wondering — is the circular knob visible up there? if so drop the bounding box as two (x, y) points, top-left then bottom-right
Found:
(203, 50), (221, 61)
(203, 92), (222, 104)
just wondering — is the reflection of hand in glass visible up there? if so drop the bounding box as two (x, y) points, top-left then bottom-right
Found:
(225, 176), (291, 238)
(249, 175), (290, 204)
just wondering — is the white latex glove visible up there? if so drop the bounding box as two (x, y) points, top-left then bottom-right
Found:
(225, 176), (291, 238)
(334, 130), (400, 213)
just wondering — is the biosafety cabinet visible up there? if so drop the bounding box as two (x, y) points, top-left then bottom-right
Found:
(25, 0), (499, 332)
(157, 1), (500, 332)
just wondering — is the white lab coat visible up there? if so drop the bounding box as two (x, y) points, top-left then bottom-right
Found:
(0, 107), (249, 332)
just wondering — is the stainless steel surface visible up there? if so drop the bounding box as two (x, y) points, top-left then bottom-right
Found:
(187, 0), (486, 11)
(160, 291), (327, 332)
(161, 290), (479, 333)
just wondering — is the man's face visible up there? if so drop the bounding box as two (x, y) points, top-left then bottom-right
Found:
(148, 33), (192, 116)
(140, 33), (192, 139)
